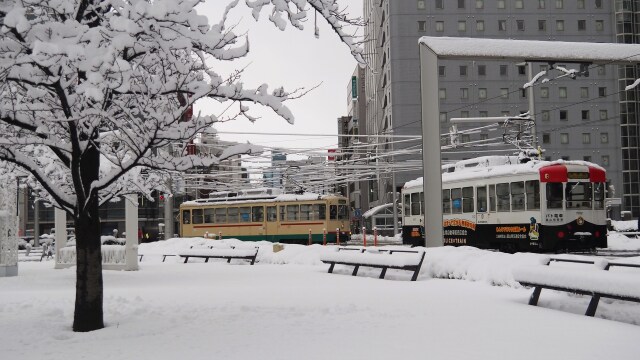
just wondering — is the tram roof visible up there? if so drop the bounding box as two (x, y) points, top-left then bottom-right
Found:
(403, 157), (605, 191)
(181, 193), (343, 207)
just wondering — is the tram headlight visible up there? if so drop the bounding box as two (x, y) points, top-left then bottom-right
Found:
(594, 230), (600, 238)
(557, 231), (565, 239)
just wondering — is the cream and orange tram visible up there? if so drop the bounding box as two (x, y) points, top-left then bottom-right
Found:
(179, 188), (351, 243)
(402, 156), (607, 252)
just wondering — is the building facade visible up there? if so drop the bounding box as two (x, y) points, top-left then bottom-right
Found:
(364, 0), (639, 215)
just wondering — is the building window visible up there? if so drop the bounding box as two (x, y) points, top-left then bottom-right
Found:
(516, 20), (525, 31)
(418, 0), (426, 9)
(435, 0), (444, 9)
(544, 156), (552, 161)
(539, 0), (546, 8)
(601, 132), (609, 144)
(497, 0), (505, 9)
(461, 88), (469, 99)
(542, 133), (551, 144)
(477, 20), (485, 31)
(458, 20), (467, 32)
(584, 156), (591, 162)
(580, 87), (589, 98)
(582, 133), (591, 144)
(597, 65), (605, 75)
(540, 87), (549, 98)
(436, 21), (444, 32)
(479, 111), (488, 117)
(515, 0), (524, 8)
(578, 20), (586, 31)
(595, 20), (604, 31)
(541, 110), (550, 121)
(595, 0), (602, 9)
(560, 133), (569, 144)
(500, 65), (508, 76)
(582, 110), (590, 120)
(561, 156), (570, 161)
(520, 88), (527, 98)
(540, 64), (549, 72)
(556, 20), (564, 31)
(460, 65), (468, 76)
(480, 133), (488, 140)
(577, 0), (585, 8)
(478, 88), (487, 99)
(555, 0), (563, 9)
(500, 88), (509, 99)
(600, 109), (608, 120)
(439, 88), (446, 99)
(559, 87), (567, 98)
(599, 87), (606, 97)
(458, 0), (465, 8)
(560, 110), (568, 121)
(418, 21), (426, 32)
(439, 65), (446, 77)
(498, 20), (507, 31)
(478, 64), (486, 75)
(476, 0), (484, 9)
(501, 111), (510, 116)
(461, 110), (469, 118)
(440, 112), (447, 123)
(538, 20), (546, 31)
(602, 155), (609, 167)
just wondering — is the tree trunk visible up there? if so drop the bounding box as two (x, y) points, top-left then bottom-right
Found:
(72, 143), (104, 332)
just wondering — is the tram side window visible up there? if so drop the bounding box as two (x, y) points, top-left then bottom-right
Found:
(287, 205), (299, 221)
(300, 204), (311, 220)
(239, 207), (251, 223)
(280, 206), (286, 221)
(228, 207), (239, 223)
(215, 208), (227, 223)
(252, 206), (264, 222)
(511, 182), (525, 211)
(404, 194), (411, 216)
(594, 182), (605, 209)
(442, 189), (451, 214)
(182, 209), (191, 224)
(411, 193), (422, 215)
(476, 186), (487, 213)
(330, 205), (338, 220)
(462, 187), (474, 213)
(496, 183), (510, 212)
(192, 209), (204, 224)
(489, 184), (496, 212)
(526, 180), (540, 210)
(546, 183), (563, 209)
(338, 205), (349, 220)
(204, 208), (215, 223)
(313, 204), (327, 220)
(451, 188), (462, 214)
(267, 206), (277, 222)
(566, 182), (592, 209)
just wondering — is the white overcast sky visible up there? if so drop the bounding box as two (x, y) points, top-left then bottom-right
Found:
(193, 1), (362, 154)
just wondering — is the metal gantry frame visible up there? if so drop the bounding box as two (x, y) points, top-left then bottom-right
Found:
(419, 37), (640, 248)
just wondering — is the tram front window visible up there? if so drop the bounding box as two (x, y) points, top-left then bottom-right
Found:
(546, 183), (563, 209)
(566, 182), (592, 209)
(594, 182), (605, 209)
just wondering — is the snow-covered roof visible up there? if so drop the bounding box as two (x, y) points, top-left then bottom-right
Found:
(182, 193), (339, 207)
(362, 203), (393, 219)
(403, 157), (604, 191)
(419, 37), (640, 63)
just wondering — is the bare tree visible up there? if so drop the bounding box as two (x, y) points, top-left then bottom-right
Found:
(0, 0), (363, 332)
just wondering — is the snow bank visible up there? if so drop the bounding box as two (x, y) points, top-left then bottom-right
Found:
(611, 220), (638, 232)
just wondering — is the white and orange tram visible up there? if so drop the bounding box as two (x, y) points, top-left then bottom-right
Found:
(402, 156), (607, 252)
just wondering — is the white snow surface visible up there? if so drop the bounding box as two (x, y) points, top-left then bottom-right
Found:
(321, 250), (423, 267)
(611, 220), (638, 232)
(3, 241), (640, 360)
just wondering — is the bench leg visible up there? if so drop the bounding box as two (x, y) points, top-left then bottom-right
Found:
(410, 267), (419, 281)
(227, 257), (232, 263)
(586, 295), (601, 317)
(183, 257), (189, 264)
(379, 267), (388, 279)
(250, 255), (256, 265)
(328, 263), (335, 273)
(162, 255), (167, 262)
(529, 287), (542, 306)
(352, 265), (360, 276)
(205, 258), (209, 263)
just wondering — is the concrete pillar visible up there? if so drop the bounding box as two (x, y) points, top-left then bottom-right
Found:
(125, 195), (139, 271)
(53, 207), (68, 269)
(419, 44), (444, 248)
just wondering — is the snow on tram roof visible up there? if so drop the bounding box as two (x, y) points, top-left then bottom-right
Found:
(403, 156), (604, 190)
(182, 193), (340, 207)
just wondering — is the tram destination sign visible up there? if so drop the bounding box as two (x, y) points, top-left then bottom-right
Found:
(567, 172), (589, 180)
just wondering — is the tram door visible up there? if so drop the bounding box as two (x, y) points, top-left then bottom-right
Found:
(265, 206), (278, 242)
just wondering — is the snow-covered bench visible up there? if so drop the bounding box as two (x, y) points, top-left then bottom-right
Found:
(159, 243), (235, 262)
(544, 257), (640, 270)
(513, 264), (640, 317)
(178, 247), (259, 265)
(321, 249), (425, 281)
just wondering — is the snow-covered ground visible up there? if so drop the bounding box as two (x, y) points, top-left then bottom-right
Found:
(2, 238), (640, 360)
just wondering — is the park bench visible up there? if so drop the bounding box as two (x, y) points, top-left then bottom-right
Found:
(513, 258), (640, 317)
(321, 248), (426, 281)
(157, 243), (236, 262)
(178, 247), (259, 265)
